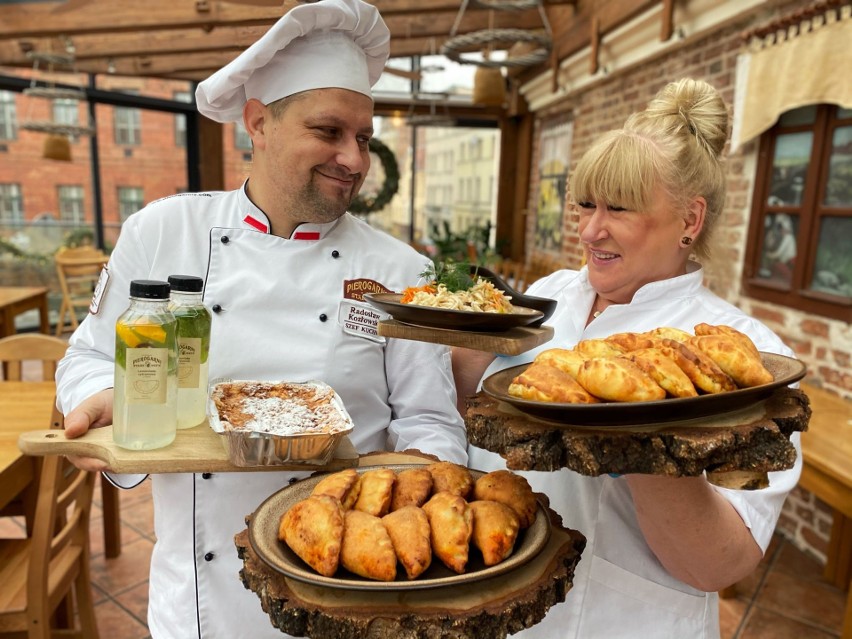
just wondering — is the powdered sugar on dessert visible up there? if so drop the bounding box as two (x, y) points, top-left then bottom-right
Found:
(210, 380), (351, 436)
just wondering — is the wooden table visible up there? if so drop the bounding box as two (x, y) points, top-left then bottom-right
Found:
(798, 383), (852, 638)
(0, 382), (55, 529)
(0, 286), (50, 338)
(0, 381), (122, 558)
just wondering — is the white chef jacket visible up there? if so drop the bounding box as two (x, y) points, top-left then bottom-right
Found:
(468, 263), (800, 639)
(56, 184), (468, 639)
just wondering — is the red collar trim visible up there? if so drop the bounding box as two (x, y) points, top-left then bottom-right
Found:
(243, 215), (269, 233)
(292, 231), (321, 241)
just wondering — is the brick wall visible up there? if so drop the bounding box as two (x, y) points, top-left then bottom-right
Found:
(522, 0), (849, 564)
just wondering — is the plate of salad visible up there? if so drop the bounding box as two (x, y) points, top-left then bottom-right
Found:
(364, 262), (549, 332)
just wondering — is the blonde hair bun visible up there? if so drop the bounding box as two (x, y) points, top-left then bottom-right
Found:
(634, 78), (728, 158)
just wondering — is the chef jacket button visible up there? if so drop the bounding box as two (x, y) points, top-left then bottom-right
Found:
(319, 313), (328, 322)
(204, 552), (215, 562)
(288, 477), (298, 485)
(202, 472), (212, 479)
(211, 304), (222, 313)
(220, 235), (229, 244)
(331, 250), (340, 258)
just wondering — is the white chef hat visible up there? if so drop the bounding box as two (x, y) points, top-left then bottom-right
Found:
(195, 0), (389, 123)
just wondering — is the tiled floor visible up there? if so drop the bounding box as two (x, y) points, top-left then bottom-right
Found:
(2, 479), (847, 638)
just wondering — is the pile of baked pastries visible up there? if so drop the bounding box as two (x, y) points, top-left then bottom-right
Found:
(278, 462), (537, 581)
(509, 323), (775, 404)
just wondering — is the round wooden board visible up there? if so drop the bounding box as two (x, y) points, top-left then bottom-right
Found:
(235, 505), (585, 639)
(464, 386), (811, 483)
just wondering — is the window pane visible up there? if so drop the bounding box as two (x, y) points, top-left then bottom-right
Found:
(767, 132), (812, 206)
(757, 212), (798, 288)
(0, 90), (17, 140)
(824, 125), (852, 206)
(57, 185), (85, 224)
(234, 121), (252, 150)
(810, 216), (852, 299)
(117, 186), (144, 222)
(53, 98), (79, 126)
(778, 106), (817, 127)
(174, 91), (191, 148)
(838, 107), (852, 119)
(0, 183), (24, 225)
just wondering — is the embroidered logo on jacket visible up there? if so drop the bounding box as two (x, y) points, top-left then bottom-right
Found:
(343, 279), (391, 301)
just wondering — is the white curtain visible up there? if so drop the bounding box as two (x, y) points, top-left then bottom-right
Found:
(732, 4), (852, 152)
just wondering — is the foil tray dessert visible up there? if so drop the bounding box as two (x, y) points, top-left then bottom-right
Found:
(208, 380), (354, 467)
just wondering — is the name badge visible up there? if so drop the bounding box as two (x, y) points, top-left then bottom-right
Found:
(338, 300), (386, 344)
(89, 267), (110, 315)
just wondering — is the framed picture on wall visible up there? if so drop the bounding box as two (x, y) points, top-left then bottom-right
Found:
(535, 122), (573, 252)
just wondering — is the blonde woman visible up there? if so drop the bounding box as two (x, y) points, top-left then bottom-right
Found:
(454, 78), (798, 638)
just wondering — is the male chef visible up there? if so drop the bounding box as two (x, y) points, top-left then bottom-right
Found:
(56, 0), (468, 636)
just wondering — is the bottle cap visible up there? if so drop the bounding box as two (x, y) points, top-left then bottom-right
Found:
(167, 275), (204, 293)
(129, 280), (171, 300)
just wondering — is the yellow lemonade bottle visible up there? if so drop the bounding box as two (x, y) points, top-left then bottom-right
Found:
(168, 275), (212, 429)
(113, 280), (178, 450)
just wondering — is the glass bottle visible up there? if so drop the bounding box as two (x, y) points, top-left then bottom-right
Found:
(168, 274), (212, 429)
(113, 279), (178, 450)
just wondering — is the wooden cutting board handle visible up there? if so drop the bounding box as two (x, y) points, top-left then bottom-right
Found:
(18, 425), (359, 474)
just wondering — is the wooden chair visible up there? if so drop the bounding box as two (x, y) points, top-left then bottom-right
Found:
(0, 333), (68, 382)
(0, 333), (122, 559)
(0, 446), (100, 638)
(54, 247), (108, 337)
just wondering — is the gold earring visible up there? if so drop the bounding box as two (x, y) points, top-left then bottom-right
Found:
(681, 236), (693, 246)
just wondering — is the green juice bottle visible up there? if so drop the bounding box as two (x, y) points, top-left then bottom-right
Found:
(168, 275), (212, 429)
(113, 280), (178, 450)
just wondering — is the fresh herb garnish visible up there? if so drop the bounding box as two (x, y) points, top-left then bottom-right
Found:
(420, 261), (476, 293)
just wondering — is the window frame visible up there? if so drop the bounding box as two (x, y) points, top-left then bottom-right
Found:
(743, 104), (852, 321)
(113, 92), (141, 146)
(57, 184), (86, 224)
(0, 183), (24, 225)
(117, 186), (144, 222)
(0, 90), (17, 140)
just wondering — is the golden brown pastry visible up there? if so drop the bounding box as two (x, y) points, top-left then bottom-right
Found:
(469, 500), (521, 566)
(352, 468), (396, 517)
(278, 495), (344, 577)
(690, 335), (774, 388)
(645, 326), (694, 344)
(422, 491), (473, 574)
(340, 510), (397, 581)
(473, 469), (538, 529)
(575, 338), (626, 358)
(605, 332), (665, 353)
(576, 356), (667, 402)
(658, 339), (737, 394)
(390, 467), (434, 511)
(693, 323), (761, 358)
(425, 461), (474, 499)
(382, 506), (432, 579)
(533, 348), (588, 379)
(628, 347), (698, 398)
(311, 468), (361, 510)
(508, 363), (600, 404)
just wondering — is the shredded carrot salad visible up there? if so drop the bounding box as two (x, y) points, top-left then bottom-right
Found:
(400, 278), (514, 313)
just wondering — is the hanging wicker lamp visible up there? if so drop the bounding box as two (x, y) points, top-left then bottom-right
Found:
(42, 134), (72, 162)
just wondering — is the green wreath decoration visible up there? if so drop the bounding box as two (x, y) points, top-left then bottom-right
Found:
(350, 137), (399, 215)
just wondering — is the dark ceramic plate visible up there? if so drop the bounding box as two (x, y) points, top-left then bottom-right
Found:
(363, 293), (545, 332)
(470, 265), (558, 326)
(481, 352), (806, 427)
(249, 465), (551, 591)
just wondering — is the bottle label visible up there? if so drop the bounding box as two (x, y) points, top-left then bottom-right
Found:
(177, 337), (201, 388)
(125, 347), (169, 403)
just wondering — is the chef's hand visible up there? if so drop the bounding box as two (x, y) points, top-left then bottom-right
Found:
(63, 388), (114, 472)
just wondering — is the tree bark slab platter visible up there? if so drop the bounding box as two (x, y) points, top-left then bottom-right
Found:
(235, 506), (585, 639)
(464, 387), (811, 482)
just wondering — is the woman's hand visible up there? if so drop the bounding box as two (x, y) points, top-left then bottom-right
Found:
(63, 388), (114, 472)
(451, 347), (496, 414)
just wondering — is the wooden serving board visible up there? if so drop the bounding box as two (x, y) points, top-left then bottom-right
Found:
(377, 319), (554, 355)
(235, 505), (585, 639)
(17, 423), (359, 474)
